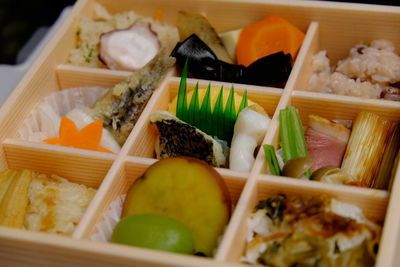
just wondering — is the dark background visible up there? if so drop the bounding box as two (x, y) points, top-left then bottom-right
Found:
(328, 0), (399, 4)
(0, 0), (399, 64)
(0, 0), (75, 64)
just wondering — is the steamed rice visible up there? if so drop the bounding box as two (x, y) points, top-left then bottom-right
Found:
(307, 40), (400, 99)
(67, 3), (179, 68)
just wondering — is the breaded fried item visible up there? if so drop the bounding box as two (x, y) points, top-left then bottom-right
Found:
(91, 54), (175, 145)
(24, 174), (96, 235)
(0, 169), (96, 236)
(0, 170), (32, 228)
(0, 170), (16, 202)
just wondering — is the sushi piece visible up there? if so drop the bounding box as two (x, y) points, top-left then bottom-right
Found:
(150, 111), (227, 167)
(91, 55), (175, 145)
(242, 194), (381, 266)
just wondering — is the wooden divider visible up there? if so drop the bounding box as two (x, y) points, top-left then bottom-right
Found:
(0, 0), (400, 266)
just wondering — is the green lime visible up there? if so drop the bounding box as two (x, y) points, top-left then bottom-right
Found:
(111, 214), (194, 254)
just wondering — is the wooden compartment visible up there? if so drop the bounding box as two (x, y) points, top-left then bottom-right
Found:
(0, 0), (400, 266)
(0, 142), (111, 247)
(79, 156), (247, 243)
(217, 176), (389, 263)
(127, 77), (283, 161)
(2, 139), (115, 188)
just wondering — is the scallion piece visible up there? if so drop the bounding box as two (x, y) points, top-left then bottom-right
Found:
(279, 106), (310, 178)
(263, 144), (281, 176)
(341, 111), (400, 188)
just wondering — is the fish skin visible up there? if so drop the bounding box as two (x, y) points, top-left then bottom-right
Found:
(150, 111), (227, 167)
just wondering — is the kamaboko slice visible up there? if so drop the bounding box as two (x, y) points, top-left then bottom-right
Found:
(99, 22), (161, 71)
(150, 111), (227, 167)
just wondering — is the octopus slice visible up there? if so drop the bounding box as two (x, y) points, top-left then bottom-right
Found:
(99, 22), (161, 71)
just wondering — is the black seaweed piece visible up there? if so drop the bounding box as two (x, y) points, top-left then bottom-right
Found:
(171, 34), (244, 82)
(255, 195), (286, 225)
(171, 34), (292, 87)
(244, 52), (292, 86)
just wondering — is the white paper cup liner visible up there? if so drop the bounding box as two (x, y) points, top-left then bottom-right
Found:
(91, 194), (125, 242)
(18, 86), (109, 141)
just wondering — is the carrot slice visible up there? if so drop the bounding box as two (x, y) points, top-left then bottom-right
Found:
(58, 116), (79, 146)
(77, 119), (103, 148)
(43, 116), (112, 153)
(43, 137), (60, 145)
(236, 16), (305, 67)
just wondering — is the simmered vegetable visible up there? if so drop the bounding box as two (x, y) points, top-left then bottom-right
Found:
(341, 111), (400, 188)
(263, 145), (281, 176)
(177, 11), (233, 64)
(279, 106), (311, 178)
(311, 166), (354, 184)
(236, 15), (305, 66)
(282, 156), (313, 178)
(171, 34), (292, 87)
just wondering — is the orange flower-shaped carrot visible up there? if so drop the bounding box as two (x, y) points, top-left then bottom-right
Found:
(44, 116), (112, 153)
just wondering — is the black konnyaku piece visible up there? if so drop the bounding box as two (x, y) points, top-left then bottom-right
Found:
(171, 34), (293, 87)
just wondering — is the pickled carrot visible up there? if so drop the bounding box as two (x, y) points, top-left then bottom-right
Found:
(44, 116), (112, 153)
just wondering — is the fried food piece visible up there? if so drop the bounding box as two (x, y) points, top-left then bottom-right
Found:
(0, 170), (32, 228)
(0, 170), (16, 202)
(24, 174), (96, 235)
(91, 54), (175, 145)
(0, 169), (96, 235)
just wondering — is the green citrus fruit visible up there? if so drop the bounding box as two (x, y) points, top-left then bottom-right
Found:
(111, 214), (194, 254)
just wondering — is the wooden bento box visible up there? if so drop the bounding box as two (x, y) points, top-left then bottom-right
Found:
(1, 0), (400, 265)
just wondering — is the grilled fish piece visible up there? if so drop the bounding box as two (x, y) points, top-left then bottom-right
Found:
(150, 111), (227, 167)
(91, 54), (175, 145)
